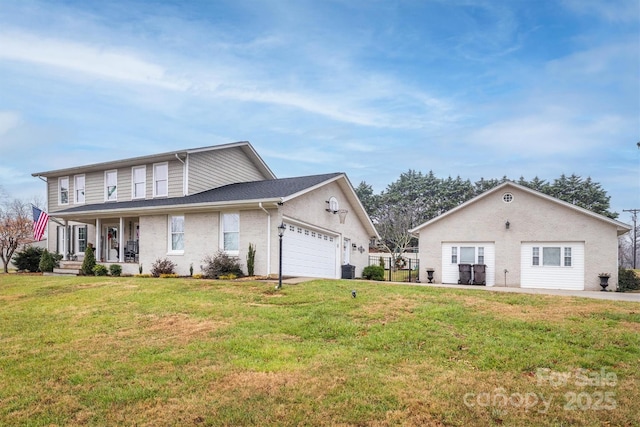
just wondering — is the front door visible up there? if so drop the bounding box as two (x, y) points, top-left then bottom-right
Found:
(103, 225), (119, 262)
(343, 238), (351, 265)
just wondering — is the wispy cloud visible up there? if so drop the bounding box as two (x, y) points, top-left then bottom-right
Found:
(0, 30), (189, 90)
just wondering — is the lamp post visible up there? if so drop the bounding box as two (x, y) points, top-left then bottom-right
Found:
(276, 222), (286, 290)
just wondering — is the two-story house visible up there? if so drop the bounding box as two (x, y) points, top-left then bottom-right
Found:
(32, 141), (379, 277)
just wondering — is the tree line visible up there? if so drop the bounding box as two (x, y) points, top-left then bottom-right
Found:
(355, 171), (618, 256)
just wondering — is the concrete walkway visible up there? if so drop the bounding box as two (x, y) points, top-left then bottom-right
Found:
(277, 277), (640, 302)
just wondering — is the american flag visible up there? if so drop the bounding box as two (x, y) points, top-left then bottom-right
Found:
(32, 206), (49, 242)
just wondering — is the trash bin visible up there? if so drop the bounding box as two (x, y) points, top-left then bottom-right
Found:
(458, 263), (472, 285)
(342, 264), (356, 279)
(472, 264), (486, 285)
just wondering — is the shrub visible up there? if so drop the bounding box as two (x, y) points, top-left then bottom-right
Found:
(202, 251), (243, 279)
(617, 267), (640, 292)
(219, 273), (238, 280)
(247, 243), (256, 276)
(151, 258), (177, 277)
(159, 273), (179, 278)
(12, 246), (44, 272)
(193, 273), (203, 279)
(38, 249), (57, 273)
(81, 245), (96, 276)
(378, 257), (386, 269)
(93, 264), (108, 276)
(109, 264), (122, 277)
(362, 265), (385, 281)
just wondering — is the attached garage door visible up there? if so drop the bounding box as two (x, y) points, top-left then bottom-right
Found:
(441, 243), (495, 286)
(520, 242), (584, 290)
(282, 223), (338, 278)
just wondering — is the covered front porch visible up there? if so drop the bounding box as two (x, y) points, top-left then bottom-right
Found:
(55, 215), (141, 266)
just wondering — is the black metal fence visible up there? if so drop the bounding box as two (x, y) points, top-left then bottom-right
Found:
(368, 255), (420, 282)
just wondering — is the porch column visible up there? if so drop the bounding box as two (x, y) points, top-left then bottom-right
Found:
(63, 220), (69, 260)
(119, 217), (125, 263)
(95, 218), (101, 262)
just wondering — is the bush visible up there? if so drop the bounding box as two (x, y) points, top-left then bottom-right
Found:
(12, 246), (45, 272)
(93, 264), (108, 276)
(81, 245), (96, 276)
(151, 258), (177, 277)
(617, 267), (640, 292)
(362, 265), (385, 281)
(202, 251), (243, 279)
(159, 273), (179, 278)
(109, 264), (122, 277)
(38, 250), (57, 273)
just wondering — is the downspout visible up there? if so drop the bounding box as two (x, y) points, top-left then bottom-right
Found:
(175, 154), (186, 196)
(259, 202), (271, 275)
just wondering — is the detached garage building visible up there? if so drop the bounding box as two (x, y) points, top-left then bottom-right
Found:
(409, 182), (631, 291)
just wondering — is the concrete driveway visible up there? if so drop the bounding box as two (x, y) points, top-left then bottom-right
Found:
(404, 282), (640, 302)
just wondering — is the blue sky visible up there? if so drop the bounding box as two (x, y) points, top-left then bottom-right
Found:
(0, 0), (638, 222)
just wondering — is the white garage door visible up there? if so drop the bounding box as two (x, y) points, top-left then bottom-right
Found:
(441, 243), (495, 286)
(282, 223), (338, 278)
(520, 242), (584, 290)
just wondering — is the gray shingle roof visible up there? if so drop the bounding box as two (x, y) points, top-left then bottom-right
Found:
(55, 173), (343, 214)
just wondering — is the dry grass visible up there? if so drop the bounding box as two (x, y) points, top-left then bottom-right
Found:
(0, 275), (638, 426)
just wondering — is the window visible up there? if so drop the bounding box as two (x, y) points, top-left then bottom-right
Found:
(460, 247), (475, 264)
(59, 177), (69, 205)
(105, 170), (117, 201)
(74, 175), (85, 204)
(532, 247), (540, 266)
(222, 213), (239, 253)
(153, 163), (168, 197)
(132, 166), (146, 199)
(169, 215), (184, 252)
(542, 247), (561, 266)
(478, 247), (485, 264)
(451, 247), (458, 264)
(78, 226), (87, 252)
(503, 193), (514, 203)
(564, 247), (572, 267)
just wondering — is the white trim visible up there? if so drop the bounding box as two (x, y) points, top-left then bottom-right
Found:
(73, 174), (85, 204)
(58, 176), (69, 205)
(104, 169), (118, 202)
(220, 212), (240, 256)
(153, 162), (168, 198)
(167, 214), (185, 255)
(131, 165), (146, 199)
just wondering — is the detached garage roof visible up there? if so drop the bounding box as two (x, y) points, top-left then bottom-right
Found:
(409, 181), (631, 236)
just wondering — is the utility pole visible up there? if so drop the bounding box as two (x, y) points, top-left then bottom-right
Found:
(623, 209), (639, 269)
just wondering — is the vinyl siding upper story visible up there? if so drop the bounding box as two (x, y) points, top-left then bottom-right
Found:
(34, 142), (275, 213)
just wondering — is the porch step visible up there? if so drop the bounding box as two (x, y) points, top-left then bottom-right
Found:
(46, 268), (82, 276)
(46, 260), (84, 276)
(60, 261), (83, 269)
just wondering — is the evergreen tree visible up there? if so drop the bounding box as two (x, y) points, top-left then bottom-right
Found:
(81, 245), (96, 276)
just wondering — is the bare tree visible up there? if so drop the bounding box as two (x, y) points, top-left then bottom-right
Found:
(0, 198), (33, 273)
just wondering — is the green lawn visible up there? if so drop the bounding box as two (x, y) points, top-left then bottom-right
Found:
(0, 275), (638, 426)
